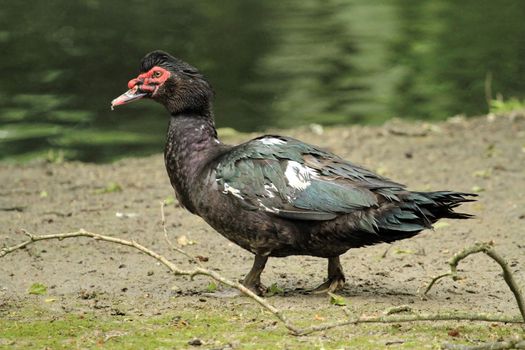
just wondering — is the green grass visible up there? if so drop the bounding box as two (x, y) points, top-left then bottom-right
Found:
(1, 304), (522, 349)
(490, 97), (525, 114)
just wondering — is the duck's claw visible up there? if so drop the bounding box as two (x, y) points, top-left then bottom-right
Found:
(242, 281), (268, 296)
(309, 276), (346, 294)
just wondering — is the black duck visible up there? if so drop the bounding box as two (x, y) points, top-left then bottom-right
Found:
(112, 50), (476, 295)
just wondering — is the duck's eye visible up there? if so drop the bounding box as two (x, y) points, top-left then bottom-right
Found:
(152, 70), (162, 78)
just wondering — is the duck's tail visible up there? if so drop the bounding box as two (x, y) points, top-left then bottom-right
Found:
(358, 191), (477, 245)
(376, 191), (476, 241)
(411, 191), (477, 222)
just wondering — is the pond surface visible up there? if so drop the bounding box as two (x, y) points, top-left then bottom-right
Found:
(1, 0), (524, 162)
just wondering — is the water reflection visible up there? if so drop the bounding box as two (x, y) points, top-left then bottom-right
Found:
(391, 0), (525, 119)
(1, 0), (524, 162)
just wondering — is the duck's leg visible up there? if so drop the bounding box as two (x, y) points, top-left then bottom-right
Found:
(311, 256), (346, 294)
(242, 254), (268, 296)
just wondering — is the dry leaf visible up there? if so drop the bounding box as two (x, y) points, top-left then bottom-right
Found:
(176, 235), (195, 247)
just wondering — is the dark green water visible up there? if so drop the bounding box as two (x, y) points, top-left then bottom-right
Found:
(1, 0), (525, 162)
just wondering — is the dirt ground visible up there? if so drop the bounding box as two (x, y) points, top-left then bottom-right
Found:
(1, 115), (524, 348)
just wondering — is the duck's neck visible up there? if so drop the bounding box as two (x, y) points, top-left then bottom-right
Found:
(164, 113), (222, 213)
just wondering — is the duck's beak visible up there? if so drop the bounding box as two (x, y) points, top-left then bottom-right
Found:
(111, 85), (147, 110)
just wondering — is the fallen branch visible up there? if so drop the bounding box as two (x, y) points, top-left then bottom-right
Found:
(1, 228), (300, 334)
(423, 241), (525, 322)
(1, 230), (523, 336)
(160, 201), (200, 265)
(295, 311), (522, 336)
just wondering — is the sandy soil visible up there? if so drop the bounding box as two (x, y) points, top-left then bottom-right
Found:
(1, 115), (524, 323)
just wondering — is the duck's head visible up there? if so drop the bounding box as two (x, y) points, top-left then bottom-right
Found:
(111, 50), (213, 115)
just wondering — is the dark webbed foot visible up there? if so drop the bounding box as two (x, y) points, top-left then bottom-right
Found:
(310, 256), (346, 294)
(310, 276), (346, 294)
(241, 281), (267, 296)
(241, 254), (268, 296)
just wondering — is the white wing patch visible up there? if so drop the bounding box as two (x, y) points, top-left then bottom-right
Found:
(223, 183), (243, 199)
(284, 161), (318, 190)
(264, 183), (278, 198)
(259, 137), (286, 146)
(257, 199), (280, 213)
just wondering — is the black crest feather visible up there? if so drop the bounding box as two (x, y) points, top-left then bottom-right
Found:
(140, 50), (200, 76)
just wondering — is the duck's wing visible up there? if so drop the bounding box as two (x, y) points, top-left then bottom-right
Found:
(214, 135), (405, 221)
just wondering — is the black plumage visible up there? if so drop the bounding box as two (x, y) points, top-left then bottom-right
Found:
(112, 50), (476, 295)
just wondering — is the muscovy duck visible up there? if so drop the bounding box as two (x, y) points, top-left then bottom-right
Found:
(111, 50), (476, 295)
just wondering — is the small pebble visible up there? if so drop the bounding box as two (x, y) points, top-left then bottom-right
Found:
(188, 338), (203, 346)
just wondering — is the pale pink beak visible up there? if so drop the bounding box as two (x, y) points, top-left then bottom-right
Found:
(111, 85), (147, 110)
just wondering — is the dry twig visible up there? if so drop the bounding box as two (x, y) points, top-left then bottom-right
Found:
(296, 311), (522, 336)
(1, 228), (299, 334)
(160, 201), (200, 265)
(423, 242), (525, 322)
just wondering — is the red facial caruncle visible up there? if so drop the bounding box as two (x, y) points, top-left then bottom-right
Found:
(128, 66), (171, 95)
(111, 66), (171, 109)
